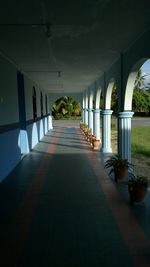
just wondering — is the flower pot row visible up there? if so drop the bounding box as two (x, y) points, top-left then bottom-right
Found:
(80, 122), (101, 150)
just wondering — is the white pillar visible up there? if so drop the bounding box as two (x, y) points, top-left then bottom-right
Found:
(93, 109), (101, 140)
(84, 108), (88, 125)
(48, 115), (53, 130)
(82, 108), (85, 123)
(118, 111), (134, 162)
(101, 110), (113, 153)
(18, 130), (29, 154)
(88, 108), (93, 133)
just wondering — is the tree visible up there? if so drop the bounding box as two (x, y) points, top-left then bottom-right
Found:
(111, 84), (118, 113)
(134, 69), (147, 89)
(132, 88), (150, 112)
(52, 96), (81, 119)
(133, 69), (150, 113)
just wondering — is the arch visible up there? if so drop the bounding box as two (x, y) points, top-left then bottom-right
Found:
(52, 96), (81, 119)
(95, 87), (101, 109)
(49, 93), (82, 112)
(105, 79), (118, 154)
(105, 79), (115, 109)
(89, 89), (94, 109)
(124, 58), (148, 110)
(32, 87), (37, 121)
(100, 90), (104, 110)
(85, 91), (88, 109)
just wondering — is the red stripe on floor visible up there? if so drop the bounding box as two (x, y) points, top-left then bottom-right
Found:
(2, 129), (60, 266)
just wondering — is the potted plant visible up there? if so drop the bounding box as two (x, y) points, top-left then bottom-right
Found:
(104, 155), (133, 182)
(88, 133), (95, 144)
(92, 137), (101, 150)
(82, 124), (88, 134)
(128, 172), (148, 204)
(80, 122), (84, 129)
(86, 128), (92, 139)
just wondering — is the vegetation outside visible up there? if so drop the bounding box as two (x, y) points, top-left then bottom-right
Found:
(111, 124), (150, 180)
(111, 70), (150, 115)
(131, 127), (150, 157)
(52, 96), (81, 120)
(133, 69), (150, 114)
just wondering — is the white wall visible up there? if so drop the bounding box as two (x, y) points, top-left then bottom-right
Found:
(24, 75), (47, 121)
(0, 56), (19, 125)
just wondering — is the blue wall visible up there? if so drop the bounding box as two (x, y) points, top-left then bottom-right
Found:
(0, 128), (21, 182)
(0, 54), (52, 183)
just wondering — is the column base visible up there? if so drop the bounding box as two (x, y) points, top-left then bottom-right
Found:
(100, 147), (112, 153)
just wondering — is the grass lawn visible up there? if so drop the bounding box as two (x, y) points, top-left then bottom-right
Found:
(131, 127), (150, 157)
(111, 124), (150, 180)
(111, 124), (150, 157)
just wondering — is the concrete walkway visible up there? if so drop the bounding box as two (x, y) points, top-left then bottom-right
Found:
(0, 120), (150, 267)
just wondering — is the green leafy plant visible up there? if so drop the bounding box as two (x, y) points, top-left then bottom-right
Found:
(52, 96), (81, 119)
(104, 155), (133, 175)
(128, 172), (148, 204)
(128, 172), (148, 188)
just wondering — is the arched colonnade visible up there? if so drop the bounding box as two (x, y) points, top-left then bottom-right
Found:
(81, 34), (150, 162)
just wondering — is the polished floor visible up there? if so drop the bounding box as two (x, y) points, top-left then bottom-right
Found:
(0, 121), (150, 267)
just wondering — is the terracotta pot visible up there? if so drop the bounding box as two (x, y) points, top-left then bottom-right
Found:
(88, 134), (95, 143)
(92, 139), (100, 150)
(128, 185), (147, 204)
(114, 167), (128, 182)
(87, 133), (92, 141)
(91, 135), (96, 144)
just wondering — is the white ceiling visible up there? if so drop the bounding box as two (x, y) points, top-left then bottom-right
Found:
(0, 0), (150, 93)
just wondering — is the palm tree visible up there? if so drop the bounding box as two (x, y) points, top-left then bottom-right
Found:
(134, 69), (147, 89)
(52, 96), (81, 119)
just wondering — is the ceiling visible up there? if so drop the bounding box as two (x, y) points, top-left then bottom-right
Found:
(0, 0), (150, 93)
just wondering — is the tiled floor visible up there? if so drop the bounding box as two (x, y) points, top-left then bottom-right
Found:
(0, 120), (150, 267)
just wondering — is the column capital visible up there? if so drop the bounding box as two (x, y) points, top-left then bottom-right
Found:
(93, 109), (101, 113)
(101, 109), (113, 115)
(118, 111), (134, 119)
(87, 108), (93, 112)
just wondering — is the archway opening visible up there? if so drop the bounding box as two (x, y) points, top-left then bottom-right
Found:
(111, 83), (118, 116)
(125, 59), (150, 178)
(111, 82), (118, 154)
(100, 91), (104, 110)
(132, 65), (150, 116)
(100, 90), (104, 139)
(105, 79), (118, 154)
(32, 87), (37, 122)
(45, 95), (48, 115)
(40, 92), (43, 118)
(52, 96), (81, 120)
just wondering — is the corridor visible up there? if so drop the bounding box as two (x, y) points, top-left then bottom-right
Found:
(0, 121), (150, 267)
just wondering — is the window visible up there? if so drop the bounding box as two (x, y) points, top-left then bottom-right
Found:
(40, 92), (43, 117)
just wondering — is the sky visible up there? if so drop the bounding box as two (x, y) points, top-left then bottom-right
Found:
(141, 59), (150, 85)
